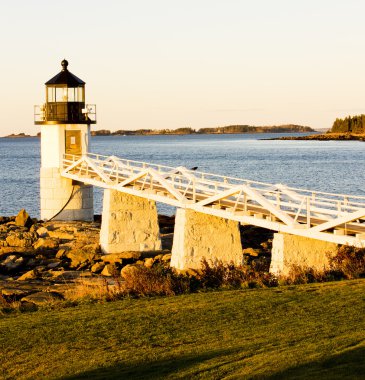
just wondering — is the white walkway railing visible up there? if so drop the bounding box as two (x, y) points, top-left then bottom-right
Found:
(62, 153), (365, 246)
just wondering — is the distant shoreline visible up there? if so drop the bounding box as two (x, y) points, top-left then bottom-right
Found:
(265, 133), (365, 141)
(2, 125), (315, 139)
(90, 125), (314, 136)
(2, 133), (38, 139)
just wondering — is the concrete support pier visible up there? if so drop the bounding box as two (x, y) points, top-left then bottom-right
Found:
(40, 167), (93, 221)
(270, 233), (338, 276)
(170, 209), (243, 270)
(100, 189), (162, 253)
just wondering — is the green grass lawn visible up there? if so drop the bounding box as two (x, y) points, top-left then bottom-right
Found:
(1, 280), (364, 379)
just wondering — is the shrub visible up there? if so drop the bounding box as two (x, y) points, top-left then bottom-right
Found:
(280, 265), (327, 285)
(198, 258), (278, 289)
(121, 264), (192, 297)
(329, 246), (365, 279)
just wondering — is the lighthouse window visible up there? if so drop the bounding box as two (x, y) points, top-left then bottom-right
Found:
(78, 87), (84, 102)
(47, 87), (55, 102)
(55, 87), (68, 102)
(67, 88), (76, 102)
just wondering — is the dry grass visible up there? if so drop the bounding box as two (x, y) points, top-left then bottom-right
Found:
(64, 277), (123, 302)
(0, 294), (21, 315)
(329, 246), (365, 279)
(3, 245), (364, 308)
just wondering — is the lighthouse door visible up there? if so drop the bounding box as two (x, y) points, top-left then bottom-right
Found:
(65, 130), (82, 155)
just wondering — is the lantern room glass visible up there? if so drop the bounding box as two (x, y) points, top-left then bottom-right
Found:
(46, 86), (85, 103)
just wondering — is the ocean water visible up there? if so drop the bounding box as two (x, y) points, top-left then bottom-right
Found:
(1, 133), (364, 218)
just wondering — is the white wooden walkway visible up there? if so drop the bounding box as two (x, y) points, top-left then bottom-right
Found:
(62, 153), (365, 247)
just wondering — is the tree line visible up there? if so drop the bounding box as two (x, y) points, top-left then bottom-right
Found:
(330, 115), (365, 134)
(91, 125), (313, 136)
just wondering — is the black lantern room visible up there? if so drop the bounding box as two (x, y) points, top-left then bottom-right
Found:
(34, 60), (96, 125)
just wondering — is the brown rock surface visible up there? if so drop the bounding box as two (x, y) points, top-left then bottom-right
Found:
(15, 209), (33, 228)
(21, 291), (63, 305)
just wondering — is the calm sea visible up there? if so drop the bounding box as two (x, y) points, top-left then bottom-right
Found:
(1, 133), (364, 218)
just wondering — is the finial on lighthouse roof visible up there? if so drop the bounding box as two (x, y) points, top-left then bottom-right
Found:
(61, 59), (69, 71)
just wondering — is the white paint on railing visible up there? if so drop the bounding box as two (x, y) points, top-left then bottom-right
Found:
(61, 153), (365, 247)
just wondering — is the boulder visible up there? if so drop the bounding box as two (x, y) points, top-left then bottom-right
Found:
(242, 248), (261, 257)
(17, 269), (38, 281)
(101, 263), (118, 277)
(1, 287), (31, 299)
(21, 291), (63, 306)
(144, 258), (154, 268)
(0, 216), (10, 225)
(15, 209), (33, 228)
(91, 262), (105, 273)
(0, 255), (25, 272)
(49, 271), (92, 281)
(6, 232), (35, 248)
(19, 301), (38, 312)
(48, 231), (74, 240)
(56, 249), (67, 259)
(162, 253), (172, 262)
(36, 227), (49, 238)
(120, 264), (139, 279)
(47, 261), (61, 269)
(65, 248), (100, 268)
(101, 254), (123, 265)
(34, 238), (59, 251)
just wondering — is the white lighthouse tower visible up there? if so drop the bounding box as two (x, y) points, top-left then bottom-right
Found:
(35, 59), (96, 221)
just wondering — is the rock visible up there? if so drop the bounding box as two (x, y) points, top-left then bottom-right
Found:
(6, 232), (35, 248)
(48, 231), (74, 240)
(101, 254), (122, 265)
(65, 249), (100, 268)
(0, 216), (10, 225)
(19, 301), (38, 312)
(15, 209), (33, 228)
(162, 253), (172, 262)
(0, 255), (25, 271)
(144, 258), (154, 268)
(260, 242), (271, 250)
(34, 238), (59, 251)
(91, 262), (105, 273)
(47, 261), (61, 269)
(242, 248), (261, 257)
(17, 269), (38, 281)
(140, 250), (165, 259)
(50, 271), (92, 281)
(1, 288), (31, 299)
(21, 291), (63, 306)
(101, 264), (118, 277)
(36, 227), (49, 238)
(119, 251), (142, 260)
(120, 264), (139, 279)
(56, 249), (67, 259)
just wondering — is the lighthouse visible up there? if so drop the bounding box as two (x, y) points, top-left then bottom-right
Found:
(35, 59), (96, 221)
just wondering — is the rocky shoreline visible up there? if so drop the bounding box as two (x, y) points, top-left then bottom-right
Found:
(0, 209), (273, 310)
(265, 133), (365, 141)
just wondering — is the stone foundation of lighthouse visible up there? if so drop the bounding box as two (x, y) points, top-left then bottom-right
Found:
(40, 124), (93, 221)
(40, 168), (93, 221)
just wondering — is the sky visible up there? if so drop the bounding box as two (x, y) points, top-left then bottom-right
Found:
(1, 0), (365, 135)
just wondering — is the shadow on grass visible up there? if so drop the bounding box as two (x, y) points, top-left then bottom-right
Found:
(61, 346), (241, 380)
(62, 345), (365, 380)
(266, 346), (365, 380)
